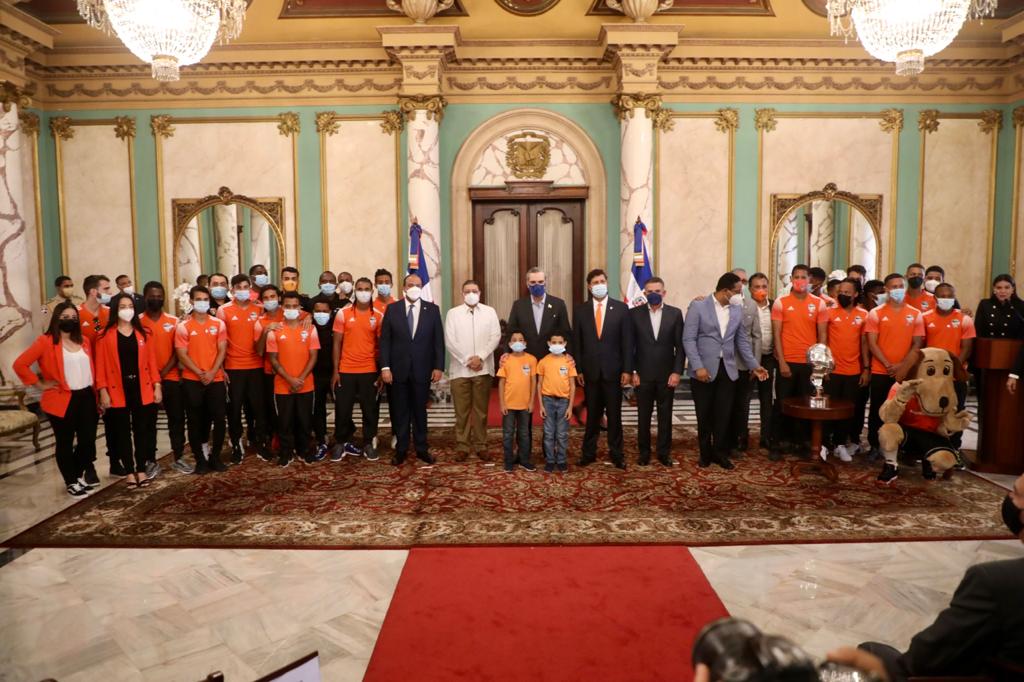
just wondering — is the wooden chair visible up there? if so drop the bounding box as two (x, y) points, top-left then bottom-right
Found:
(0, 369), (40, 452)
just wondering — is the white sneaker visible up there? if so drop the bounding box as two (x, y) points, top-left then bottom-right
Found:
(835, 445), (853, 463)
(66, 482), (89, 497)
(201, 442), (211, 457)
(847, 443), (861, 457)
(819, 445), (829, 461)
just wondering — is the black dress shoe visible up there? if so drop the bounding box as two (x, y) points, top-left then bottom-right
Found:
(391, 455), (406, 466)
(108, 462), (127, 477)
(578, 457), (596, 467)
(637, 457), (650, 467)
(657, 456), (674, 467)
(729, 449), (744, 461)
(84, 466), (101, 485)
(208, 457), (228, 472)
(698, 457), (711, 468)
(715, 456), (735, 470)
(613, 461), (626, 471)
(416, 452), (436, 467)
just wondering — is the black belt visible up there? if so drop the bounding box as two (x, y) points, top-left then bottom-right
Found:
(123, 374), (139, 380)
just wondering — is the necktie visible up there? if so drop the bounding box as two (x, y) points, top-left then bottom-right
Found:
(407, 304), (415, 337)
(595, 300), (603, 339)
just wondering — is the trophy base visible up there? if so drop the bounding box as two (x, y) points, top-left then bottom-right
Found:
(809, 395), (830, 409)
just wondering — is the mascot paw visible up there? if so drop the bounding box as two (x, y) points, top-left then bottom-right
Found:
(896, 379), (922, 402)
(926, 450), (958, 477)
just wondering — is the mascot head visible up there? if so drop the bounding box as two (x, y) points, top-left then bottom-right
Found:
(897, 347), (966, 417)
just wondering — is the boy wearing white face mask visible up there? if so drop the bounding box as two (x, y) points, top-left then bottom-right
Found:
(536, 332), (576, 472)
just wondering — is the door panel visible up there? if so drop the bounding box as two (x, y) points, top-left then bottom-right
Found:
(483, 208), (521, 327)
(534, 206), (575, 323)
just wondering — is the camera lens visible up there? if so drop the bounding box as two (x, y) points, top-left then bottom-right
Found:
(692, 618), (768, 681)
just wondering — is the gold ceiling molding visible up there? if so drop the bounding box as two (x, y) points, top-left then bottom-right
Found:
(381, 109), (404, 134)
(113, 116), (135, 140)
(714, 108), (739, 133)
(315, 111), (341, 136)
(1014, 106), (1024, 128)
(879, 109), (903, 134)
(658, 75), (1006, 93)
(979, 109), (1003, 134)
(49, 116), (73, 140)
(660, 55), (1020, 71)
(41, 78), (403, 101)
(919, 109), (941, 134)
(277, 112), (301, 136)
(610, 93), (673, 131)
(397, 94), (447, 122)
(754, 108), (777, 132)
(445, 75), (613, 92)
(18, 111), (38, 136)
(150, 115), (174, 138)
(0, 81), (33, 112)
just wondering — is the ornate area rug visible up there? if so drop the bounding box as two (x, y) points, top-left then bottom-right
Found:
(8, 428), (1012, 549)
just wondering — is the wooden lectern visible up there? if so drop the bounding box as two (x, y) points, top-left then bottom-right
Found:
(973, 338), (1024, 474)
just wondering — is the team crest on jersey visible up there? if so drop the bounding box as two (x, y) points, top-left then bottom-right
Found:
(807, 304), (816, 313)
(369, 316), (377, 329)
(300, 330), (309, 342)
(853, 316), (863, 324)
(904, 315), (914, 325)
(162, 323), (174, 332)
(521, 364), (530, 375)
(951, 318), (961, 328)
(207, 325), (218, 335)
(249, 312), (258, 321)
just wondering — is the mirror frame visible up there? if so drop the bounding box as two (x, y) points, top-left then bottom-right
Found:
(172, 186), (286, 287)
(768, 183), (883, 295)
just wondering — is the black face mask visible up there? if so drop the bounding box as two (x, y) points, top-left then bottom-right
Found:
(145, 298), (164, 312)
(58, 318), (78, 333)
(1001, 495), (1023, 536)
(908, 276), (924, 289)
(837, 294), (854, 309)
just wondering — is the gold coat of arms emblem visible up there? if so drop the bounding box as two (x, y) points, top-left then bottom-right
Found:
(506, 132), (551, 179)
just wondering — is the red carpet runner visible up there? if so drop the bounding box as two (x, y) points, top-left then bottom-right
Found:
(364, 546), (728, 681)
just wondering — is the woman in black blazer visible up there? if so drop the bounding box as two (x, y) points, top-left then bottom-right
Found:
(975, 274), (1024, 340)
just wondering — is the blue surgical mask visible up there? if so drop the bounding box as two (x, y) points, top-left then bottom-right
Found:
(192, 300), (210, 314)
(936, 298), (955, 312)
(646, 292), (663, 306)
(509, 341), (526, 353)
(283, 308), (300, 321)
(875, 292), (888, 306)
(529, 283), (545, 298)
(591, 283), (608, 299)
(262, 299), (279, 312)
(253, 274), (270, 287)
(233, 289), (251, 303)
(888, 288), (906, 304)
(320, 283), (336, 296)
(98, 292), (111, 305)
(376, 283), (391, 297)
(313, 311), (331, 326)
(548, 343), (565, 355)
(211, 286), (228, 300)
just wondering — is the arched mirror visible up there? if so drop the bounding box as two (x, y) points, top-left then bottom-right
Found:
(172, 187), (286, 288)
(769, 183), (883, 296)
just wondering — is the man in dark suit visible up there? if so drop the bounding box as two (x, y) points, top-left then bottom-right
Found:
(629, 276), (684, 467)
(828, 474), (1024, 682)
(380, 273), (445, 467)
(574, 268), (633, 470)
(506, 267), (573, 362)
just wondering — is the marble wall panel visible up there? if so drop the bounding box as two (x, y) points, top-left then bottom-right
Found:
(323, 120), (398, 280)
(920, 119), (994, 306)
(176, 217), (201, 287)
(657, 117), (731, 307)
(1015, 132), (1024, 281)
(470, 128), (585, 187)
(851, 210), (879, 280)
(160, 122), (294, 284)
(60, 125), (134, 287)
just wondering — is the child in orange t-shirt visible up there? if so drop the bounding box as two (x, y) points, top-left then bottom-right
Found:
(496, 330), (538, 473)
(535, 332), (577, 473)
(266, 291), (320, 466)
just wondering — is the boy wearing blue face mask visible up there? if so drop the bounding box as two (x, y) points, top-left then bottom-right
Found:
(536, 332), (577, 473)
(497, 330), (538, 472)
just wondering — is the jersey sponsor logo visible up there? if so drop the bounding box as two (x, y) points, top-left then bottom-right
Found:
(559, 365), (568, 376)
(521, 364), (531, 375)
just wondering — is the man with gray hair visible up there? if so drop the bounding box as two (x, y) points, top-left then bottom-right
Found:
(506, 267), (572, 361)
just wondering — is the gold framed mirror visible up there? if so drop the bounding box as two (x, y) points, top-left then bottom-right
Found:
(172, 187), (286, 287)
(769, 183), (883, 296)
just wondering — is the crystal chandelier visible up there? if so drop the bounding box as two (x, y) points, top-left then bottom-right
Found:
(77, 0), (247, 81)
(827, 0), (998, 76)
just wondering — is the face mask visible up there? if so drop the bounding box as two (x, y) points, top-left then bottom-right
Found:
(591, 283), (608, 299)
(936, 298), (955, 312)
(509, 341), (526, 353)
(233, 289), (251, 303)
(282, 281), (298, 292)
(253, 274), (270, 287)
(283, 308), (300, 321)
(210, 286), (228, 300)
(61, 286), (75, 298)
(924, 279), (940, 293)
(464, 292), (480, 306)
(528, 283), (545, 298)
(356, 290), (372, 304)
(751, 290), (767, 303)
(339, 281), (354, 295)
(262, 299), (279, 312)
(1002, 495), (1023, 536)
(192, 300), (210, 314)
(320, 283), (336, 296)
(121, 286), (134, 295)
(548, 343), (565, 355)
(376, 283), (391, 297)
(837, 294), (854, 309)
(313, 311), (331, 326)
(98, 292), (112, 305)
(646, 292), (663, 307)
(145, 298), (164, 311)
(908, 276), (924, 289)
(405, 286), (422, 302)
(117, 308), (135, 322)
(728, 293), (744, 307)
(791, 279), (808, 293)
(875, 292), (888, 306)
(58, 318), (78, 333)
(888, 288), (906, 304)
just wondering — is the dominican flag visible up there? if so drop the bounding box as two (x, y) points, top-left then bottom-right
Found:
(408, 219), (433, 303)
(625, 217), (652, 308)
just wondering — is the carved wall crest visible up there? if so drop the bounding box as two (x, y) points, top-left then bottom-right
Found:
(505, 132), (551, 180)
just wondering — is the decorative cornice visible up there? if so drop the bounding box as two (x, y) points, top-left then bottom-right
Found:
(49, 116), (73, 140)
(277, 112), (300, 136)
(714, 108), (739, 133)
(41, 78), (403, 100)
(397, 94), (447, 123)
(381, 109), (404, 134)
(979, 109), (1003, 134)
(445, 75), (613, 91)
(918, 109), (940, 134)
(113, 115), (135, 140)
(0, 81), (33, 112)
(754, 108), (777, 133)
(610, 93), (673, 132)
(18, 111), (39, 136)
(658, 75), (1006, 93)
(1014, 106), (1024, 129)
(315, 111), (340, 136)
(150, 115), (175, 138)
(879, 108), (903, 134)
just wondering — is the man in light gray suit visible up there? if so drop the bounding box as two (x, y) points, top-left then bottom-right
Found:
(683, 272), (768, 469)
(730, 278), (764, 458)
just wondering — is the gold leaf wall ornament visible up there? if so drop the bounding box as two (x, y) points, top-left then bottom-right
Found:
(879, 108), (903, 134)
(113, 116), (136, 140)
(150, 114), (175, 138)
(397, 94), (447, 123)
(380, 110), (404, 135)
(754, 108), (777, 133)
(610, 93), (673, 131)
(505, 132), (551, 180)
(315, 111), (340, 136)
(277, 112), (301, 136)
(18, 111), (39, 136)
(918, 109), (940, 134)
(1014, 106), (1024, 129)
(714, 108), (739, 133)
(0, 81), (34, 113)
(49, 116), (74, 140)
(979, 109), (1003, 135)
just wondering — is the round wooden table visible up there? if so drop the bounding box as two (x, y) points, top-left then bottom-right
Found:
(781, 396), (855, 482)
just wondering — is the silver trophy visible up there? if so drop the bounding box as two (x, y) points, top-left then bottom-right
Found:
(806, 343), (834, 408)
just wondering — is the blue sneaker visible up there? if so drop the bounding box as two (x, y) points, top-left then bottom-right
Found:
(312, 443), (328, 463)
(343, 442), (363, 457)
(329, 444), (345, 462)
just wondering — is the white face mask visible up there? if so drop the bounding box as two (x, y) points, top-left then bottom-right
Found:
(728, 293), (744, 307)
(117, 308), (134, 322)
(591, 283), (608, 299)
(339, 281), (354, 295)
(936, 298), (955, 312)
(283, 308), (300, 321)
(464, 292), (480, 306)
(405, 286), (421, 302)
(548, 344), (565, 355)
(121, 286), (134, 295)
(924, 279), (940, 293)
(355, 290), (372, 304)
(192, 300), (210, 314)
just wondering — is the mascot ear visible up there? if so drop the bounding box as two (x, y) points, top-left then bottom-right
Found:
(948, 350), (968, 382)
(896, 349), (923, 382)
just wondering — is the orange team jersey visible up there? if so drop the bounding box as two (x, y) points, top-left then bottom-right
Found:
(140, 312), (181, 381)
(265, 325), (320, 394)
(819, 292), (837, 309)
(332, 306), (383, 374)
(922, 309), (976, 357)
(826, 306), (868, 376)
(905, 289), (936, 313)
(173, 315), (227, 382)
(496, 353), (538, 410)
(770, 294), (829, 364)
(253, 308), (307, 374)
(536, 354), (577, 399)
(887, 382), (942, 432)
(216, 301), (263, 370)
(77, 304), (109, 343)
(863, 304), (925, 374)
(373, 297), (395, 315)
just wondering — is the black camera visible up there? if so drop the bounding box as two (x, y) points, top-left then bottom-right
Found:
(692, 618), (883, 682)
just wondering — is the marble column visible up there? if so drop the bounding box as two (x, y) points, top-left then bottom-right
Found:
(176, 217), (202, 287)
(251, 211), (271, 270)
(214, 203), (239, 275)
(810, 200), (834, 273)
(406, 108), (441, 303)
(618, 108), (655, 300)
(0, 102), (37, 378)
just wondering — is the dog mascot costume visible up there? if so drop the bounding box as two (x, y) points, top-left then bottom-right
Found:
(878, 347), (971, 484)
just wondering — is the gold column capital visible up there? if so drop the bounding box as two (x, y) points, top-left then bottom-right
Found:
(0, 80), (33, 112)
(880, 108), (904, 134)
(979, 109), (1003, 135)
(1014, 106), (1024, 129)
(398, 94), (447, 123)
(611, 93), (673, 132)
(49, 115), (73, 140)
(18, 110), (38, 136)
